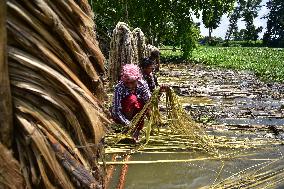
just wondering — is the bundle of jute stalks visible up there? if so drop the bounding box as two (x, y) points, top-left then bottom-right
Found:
(108, 22), (159, 87)
(0, 143), (24, 189)
(132, 28), (146, 66)
(4, 0), (110, 188)
(104, 88), (219, 157)
(108, 88), (283, 158)
(144, 44), (159, 57)
(125, 87), (219, 157)
(108, 22), (135, 87)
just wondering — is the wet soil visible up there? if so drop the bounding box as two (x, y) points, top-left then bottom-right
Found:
(159, 63), (284, 138)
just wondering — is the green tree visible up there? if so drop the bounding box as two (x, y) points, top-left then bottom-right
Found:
(234, 28), (247, 40)
(225, 0), (245, 43)
(201, 0), (235, 44)
(263, 0), (284, 47)
(241, 0), (263, 42)
(90, 0), (236, 58)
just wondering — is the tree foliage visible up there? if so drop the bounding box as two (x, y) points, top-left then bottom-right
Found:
(263, 0), (284, 47)
(241, 0), (263, 42)
(90, 0), (236, 58)
(201, 0), (235, 42)
(225, 0), (245, 42)
(226, 0), (263, 42)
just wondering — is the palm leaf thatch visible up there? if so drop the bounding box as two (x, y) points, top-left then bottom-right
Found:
(0, 143), (24, 189)
(5, 0), (110, 188)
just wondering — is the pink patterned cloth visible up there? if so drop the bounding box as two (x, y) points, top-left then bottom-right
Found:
(121, 64), (142, 82)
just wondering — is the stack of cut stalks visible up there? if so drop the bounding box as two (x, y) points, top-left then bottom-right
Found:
(108, 22), (160, 87)
(3, 0), (110, 188)
(132, 28), (146, 66)
(108, 22), (134, 87)
(144, 44), (159, 57)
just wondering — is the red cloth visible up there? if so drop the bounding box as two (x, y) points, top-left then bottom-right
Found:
(121, 94), (144, 135)
(121, 94), (143, 116)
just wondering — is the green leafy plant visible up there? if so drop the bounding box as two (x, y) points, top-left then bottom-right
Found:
(191, 46), (284, 82)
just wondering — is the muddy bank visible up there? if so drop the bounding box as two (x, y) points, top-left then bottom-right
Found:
(159, 63), (284, 137)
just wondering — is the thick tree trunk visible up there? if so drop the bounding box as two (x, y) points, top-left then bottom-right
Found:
(0, 0), (13, 148)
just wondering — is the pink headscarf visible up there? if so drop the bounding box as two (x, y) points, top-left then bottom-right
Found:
(121, 64), (141, 82)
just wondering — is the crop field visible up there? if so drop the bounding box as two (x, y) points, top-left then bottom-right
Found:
(161, 46), (284, 82)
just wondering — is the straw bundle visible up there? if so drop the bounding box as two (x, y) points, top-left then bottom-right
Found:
(108, 22), (135, 87)
(144, 44), (159, 57)
(109, 23), (156, 87)
(6, 0), (110, 188)
(111, 88), (281, 158)
(132, 28), (146, 64)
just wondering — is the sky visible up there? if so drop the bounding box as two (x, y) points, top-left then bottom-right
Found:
(193, 0), (270, 39)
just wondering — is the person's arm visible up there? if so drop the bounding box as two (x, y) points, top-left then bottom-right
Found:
(111, 87), (131, 126)
(153, 73), (159, 87)
(156, 55), (160, 72)
(140, 80), (151, 103)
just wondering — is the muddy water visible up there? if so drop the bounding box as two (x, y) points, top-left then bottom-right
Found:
(105, 64), (284, 188)
(106, 149), (284, 189)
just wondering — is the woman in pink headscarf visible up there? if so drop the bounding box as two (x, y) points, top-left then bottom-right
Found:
(111, 64), (151, 141)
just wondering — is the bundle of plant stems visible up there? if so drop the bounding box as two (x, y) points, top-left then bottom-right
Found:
(132, 28), (146, 65)
(107, 87), (283, 158)
(144, 44), (159, 57)
(108, 22), (159, 87)
(0, 143), (24, 189)
(112, 87), (218, 157)
(6, 0), (110, 188)
(108, 22), (134, 87)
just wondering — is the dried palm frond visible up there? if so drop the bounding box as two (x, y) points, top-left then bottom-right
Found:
(0, 143), (24, 189)
(6, 0), (109, 188)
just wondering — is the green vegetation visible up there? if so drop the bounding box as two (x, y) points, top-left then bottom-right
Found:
(263, 0), (284, 47)
(161, 46), (284, 82)
(191, 47), (284, 82)
(225, 40), (264, 47)
(90, 0), (236, 58)
(160, 47), (182, 63)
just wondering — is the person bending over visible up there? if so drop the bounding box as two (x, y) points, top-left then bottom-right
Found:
(111, 64), (151, 141)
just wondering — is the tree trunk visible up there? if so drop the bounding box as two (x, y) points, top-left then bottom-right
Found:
(0, 0), (13, 148)
(208, 27), (212, 45)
